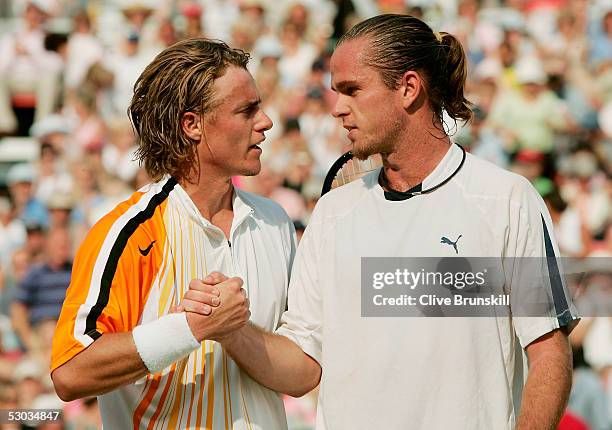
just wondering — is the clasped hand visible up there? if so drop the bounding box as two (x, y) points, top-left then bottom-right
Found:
(173, 272), (249, 342)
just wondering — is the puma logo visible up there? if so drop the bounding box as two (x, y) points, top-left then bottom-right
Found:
(139, 241), (155, 256)
(440, 235), (462, 254)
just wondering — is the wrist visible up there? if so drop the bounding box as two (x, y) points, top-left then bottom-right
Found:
(185, 312), (208, 342)
(133, 313), (201, 374)
(218, 325), (247, 349)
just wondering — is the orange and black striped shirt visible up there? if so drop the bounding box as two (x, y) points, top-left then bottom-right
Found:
(52, 177), (296, 429)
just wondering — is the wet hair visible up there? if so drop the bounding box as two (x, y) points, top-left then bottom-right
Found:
(129, 38), (250, 182)
(338, 14), (472, 130)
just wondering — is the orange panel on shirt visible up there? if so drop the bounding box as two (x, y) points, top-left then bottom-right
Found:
(51, 181), (173, 372)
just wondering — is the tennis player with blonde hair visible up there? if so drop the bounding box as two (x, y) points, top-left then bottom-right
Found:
(51, 39), (296, 429)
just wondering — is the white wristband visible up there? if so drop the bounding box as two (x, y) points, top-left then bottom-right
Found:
(132, 312), (201, 374)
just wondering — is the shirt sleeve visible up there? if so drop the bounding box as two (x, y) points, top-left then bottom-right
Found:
(275, 214), (325, 365)
(50, 212), (159, 372)
(287, 221), (298, 284)
(505, 177), (580, 348)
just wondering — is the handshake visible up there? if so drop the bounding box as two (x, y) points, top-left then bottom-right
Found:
(172, 272), (250, 343)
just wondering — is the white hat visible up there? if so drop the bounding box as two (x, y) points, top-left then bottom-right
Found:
(6, 163), (36, 185)
(30, 114), (71, 138)
(14, 358), (44, 382)
(515, 57), (547, 85)
(117, 0), (155, 13)
(31, 393), (64, 410)
(474, 58), (502, 81)
(28, 0), (54, 15)
(47, 192), (74, 210)
(254, 36), (283, 59)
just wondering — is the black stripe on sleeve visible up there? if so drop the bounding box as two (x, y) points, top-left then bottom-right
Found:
(84, 177), (178, 340)
(541, 214), (573, 326)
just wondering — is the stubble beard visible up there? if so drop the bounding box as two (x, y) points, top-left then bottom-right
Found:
(352, 122), (400, 160)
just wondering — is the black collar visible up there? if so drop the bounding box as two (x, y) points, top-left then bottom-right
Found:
(378, 143), (466, 201)
(379, 171), (423, 201)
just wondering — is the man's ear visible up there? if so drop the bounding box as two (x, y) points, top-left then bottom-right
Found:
(398, 71), (423, 110)
(181, 112), (202, 141)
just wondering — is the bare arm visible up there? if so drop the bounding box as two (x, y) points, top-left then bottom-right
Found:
(220, 323), (321, 397)
(52, 332), (146, 401)
(52, 278), (242, 402)
(179, 272), (321, 397)
(516, 328), (573, 430)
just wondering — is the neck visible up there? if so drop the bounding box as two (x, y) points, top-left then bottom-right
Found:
(381, 118), (451, 192)
(180, 168), (234, 221)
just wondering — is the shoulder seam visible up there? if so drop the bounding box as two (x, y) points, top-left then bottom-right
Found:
(74, 177), (177, 345)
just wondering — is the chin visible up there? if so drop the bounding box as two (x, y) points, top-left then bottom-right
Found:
(239, 162), (262, 177)
(352, 142), (376, 160)
(353, 136), (394, 160)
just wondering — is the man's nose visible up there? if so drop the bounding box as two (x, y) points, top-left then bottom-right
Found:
(332, 95), (350, 118)
(256, 110), (273, 132)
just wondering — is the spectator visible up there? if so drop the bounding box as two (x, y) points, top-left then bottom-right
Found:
(590, 9), (612, 70)
(22, 223), (46, 266)
(569, 318), (611, 430)
(0, 197), (26, 268)
(10, 228), (71, 358)
(0, 0), (53, 135)
(299, 87), (341, 177)
(489, 57), (573, 153)
(181, 2), (204, 39)
(101, 118), (139, 183)
(3, 249), (31, 311)
(30, 114), (72, 159)
(278, 22), (318, 89)
(202, 0), (240, 41)
(65, 11), (104, 91)
(35, 142), (74, 205)
(104, 31), (153, 117)
(14, 357), (45, 408)
(6, 163), (48, 228)
(71, 86), (106, 153)
(64, 396), (101, 430)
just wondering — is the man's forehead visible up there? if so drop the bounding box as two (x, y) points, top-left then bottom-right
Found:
(331, 39), (369, 79)
(212, 66), (258, 106)
(331, 39), (369, 66)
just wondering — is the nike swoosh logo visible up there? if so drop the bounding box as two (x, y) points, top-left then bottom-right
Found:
(139, 241), (155, 256)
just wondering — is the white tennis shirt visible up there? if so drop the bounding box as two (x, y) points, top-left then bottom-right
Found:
(277, 143), (579, 430)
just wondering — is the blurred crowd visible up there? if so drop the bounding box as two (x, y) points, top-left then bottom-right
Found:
(0, 0), (610, 429)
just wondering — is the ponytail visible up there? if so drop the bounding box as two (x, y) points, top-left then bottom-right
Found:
(439, 32), (472, 124)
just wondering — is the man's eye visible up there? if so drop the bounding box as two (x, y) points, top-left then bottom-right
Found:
(242, 106), (257, 116)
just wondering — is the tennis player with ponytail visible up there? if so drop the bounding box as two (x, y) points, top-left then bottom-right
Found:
(207, 14), (579, 430)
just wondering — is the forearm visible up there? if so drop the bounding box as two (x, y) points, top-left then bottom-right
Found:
(10, 303), (36, 350)
(221, 323), (321, 397)
(52, 332), (147, 401)
(517, 332), (573, 430)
